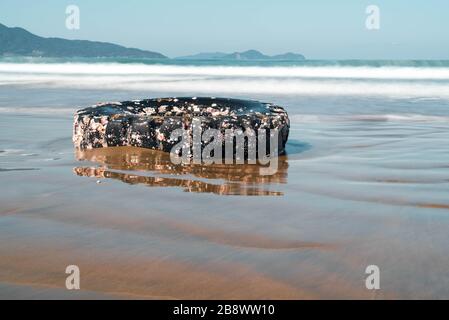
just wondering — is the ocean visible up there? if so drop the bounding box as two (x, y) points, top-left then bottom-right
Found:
(1, 58), (449, 299)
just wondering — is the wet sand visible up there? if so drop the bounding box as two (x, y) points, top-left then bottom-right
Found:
(1, 86), (449, 299)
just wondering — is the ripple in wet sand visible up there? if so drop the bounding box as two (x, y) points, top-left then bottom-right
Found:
(0, 168), (39, 172)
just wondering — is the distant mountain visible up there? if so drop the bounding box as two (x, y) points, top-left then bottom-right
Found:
(177, 49), (305, 61)
(223, 50), (268, 60)
(0, 23), (167, 59)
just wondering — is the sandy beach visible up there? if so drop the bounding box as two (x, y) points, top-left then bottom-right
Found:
(1, 62), (449, 299)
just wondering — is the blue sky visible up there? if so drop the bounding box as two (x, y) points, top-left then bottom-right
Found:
(1, 0), (448, 59)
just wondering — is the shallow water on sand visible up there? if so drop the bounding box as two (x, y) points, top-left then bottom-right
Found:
(1, 83), (449, 299)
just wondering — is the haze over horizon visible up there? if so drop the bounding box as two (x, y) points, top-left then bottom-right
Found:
(1, 0), (448, 60)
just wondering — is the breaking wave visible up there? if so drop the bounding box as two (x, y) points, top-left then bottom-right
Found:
(0, 63), (449, 99)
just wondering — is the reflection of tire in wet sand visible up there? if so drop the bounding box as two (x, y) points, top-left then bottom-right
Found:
(74, 146), (289, 196)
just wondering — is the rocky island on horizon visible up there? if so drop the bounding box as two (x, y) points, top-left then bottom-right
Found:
(176, 49), (306, 61)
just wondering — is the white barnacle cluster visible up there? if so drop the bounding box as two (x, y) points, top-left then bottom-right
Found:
(130, 132), (143, 145)
(95, 101), (122, 107)
(192, 104), (200, 113)
(72, 114), (84, 147)
(73, 113), (109, 149)
(143, 107), (157, 115)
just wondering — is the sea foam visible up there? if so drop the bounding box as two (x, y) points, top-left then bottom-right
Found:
(1, 63), (449, 99)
